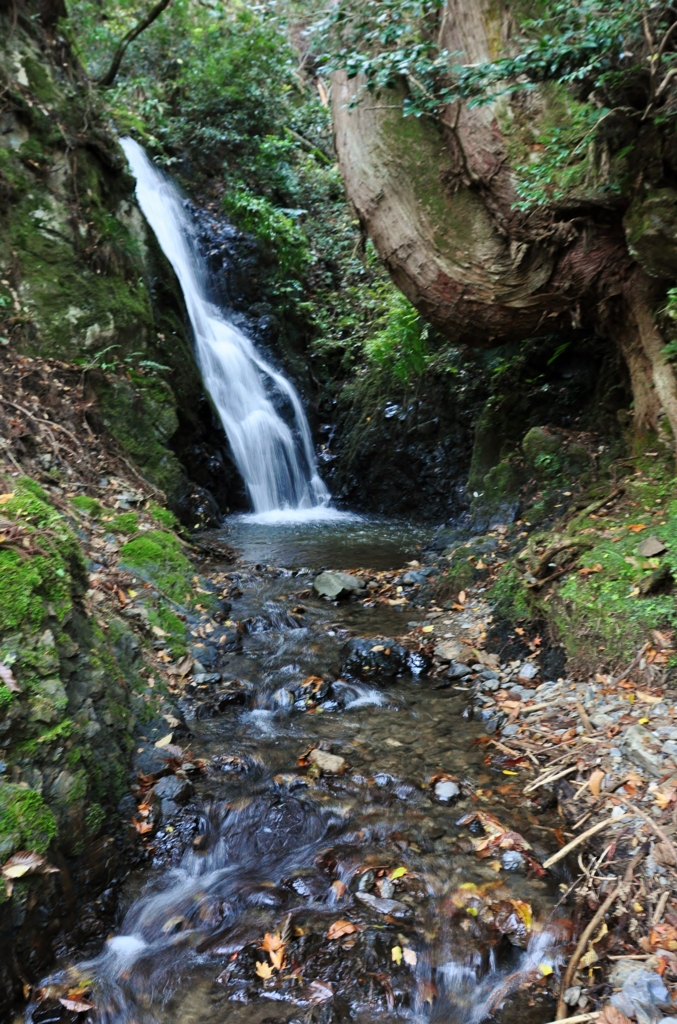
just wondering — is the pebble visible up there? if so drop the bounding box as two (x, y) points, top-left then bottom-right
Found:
(434, 780), (460, 802)
(502, 724), (520, 737)
(308, 749), (346, 774)
(355, 891), (412, 919)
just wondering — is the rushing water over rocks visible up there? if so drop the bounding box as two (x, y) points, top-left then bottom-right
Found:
(25, 520), (564, 1024)
(120, 138), (330, 516)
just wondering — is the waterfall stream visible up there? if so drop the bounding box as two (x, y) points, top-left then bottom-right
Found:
(120, 138), (330, 519)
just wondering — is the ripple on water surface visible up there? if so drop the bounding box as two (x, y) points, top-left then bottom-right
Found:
(222, 512), (431, 571)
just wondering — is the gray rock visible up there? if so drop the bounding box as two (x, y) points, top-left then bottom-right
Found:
(355, 891), (412, 919)
(638, 535), (667, 557)
(402, 570), (427, 585)
(609, 965), (670, 1024)
(313, 571), (363, 599)
(662, 740), (677, 757)
(447, 662), (472, 680)
(501, 851), (526, 872)
(153, 775), (194, 804)
(623, 724), (664, 776)
(502, 724), (520, 737)
(517, 662), (538, 682)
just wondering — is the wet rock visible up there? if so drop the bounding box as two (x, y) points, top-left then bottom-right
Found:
(638, 564), (673, 596)
(154, 775), (194, 804)
(623, 724), (664, 776)
(354, 891), (412, 919)
(434, 780), (460, 802)
(517, 662), (538, 682)
(501, 851), (526, 871)
(341, 637), (425, 680)
(313, 571), (363, 599)
(308, 749), (346, 774)
(175, 485), (223, 530)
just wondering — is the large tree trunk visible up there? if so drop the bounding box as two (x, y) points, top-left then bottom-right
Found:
(331, 0), (677, 442)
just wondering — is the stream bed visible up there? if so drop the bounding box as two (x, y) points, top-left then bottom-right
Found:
(26, 516), (563, 1024)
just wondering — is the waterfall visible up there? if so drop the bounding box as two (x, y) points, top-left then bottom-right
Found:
(120, 137), (331, 518)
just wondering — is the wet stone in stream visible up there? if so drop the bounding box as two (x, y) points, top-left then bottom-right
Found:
(24, 520), (564, 1024)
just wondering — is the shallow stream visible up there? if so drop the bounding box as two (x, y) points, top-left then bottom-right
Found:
(27, 515), (563, 1024)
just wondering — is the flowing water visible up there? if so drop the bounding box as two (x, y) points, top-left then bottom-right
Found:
(119, 138), (330, 516)
(26, 520), (564, 1024)
(27, 150), (565, 1022)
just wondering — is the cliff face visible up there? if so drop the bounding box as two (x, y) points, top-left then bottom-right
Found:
(0, 8), (245, 524)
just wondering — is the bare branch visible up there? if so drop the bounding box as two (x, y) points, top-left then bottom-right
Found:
(97, 0), (172, 88)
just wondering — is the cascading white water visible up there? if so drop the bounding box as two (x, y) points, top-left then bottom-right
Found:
(120, 137), (331, 518)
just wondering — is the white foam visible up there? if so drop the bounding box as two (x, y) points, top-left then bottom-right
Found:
(240, 506), (361, 526)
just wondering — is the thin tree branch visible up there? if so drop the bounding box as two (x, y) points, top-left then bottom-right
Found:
(97, 0), (172, 88)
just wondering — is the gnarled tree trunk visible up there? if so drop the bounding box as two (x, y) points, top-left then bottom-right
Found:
(331, 0), (677, 440)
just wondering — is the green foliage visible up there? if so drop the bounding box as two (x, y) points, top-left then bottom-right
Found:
(222, 187), (310, 278)
(364, 293), (429, 383)
(318, 0), (674, 208)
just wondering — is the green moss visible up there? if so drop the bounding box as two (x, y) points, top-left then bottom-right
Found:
(70, 495), (103, 518)
(110, 512), (139, 534)
(0, 784), (57, 857)
(119, 530), (194, 605)
(488, 564), (531, 620)
(147, 604), (187, 658)
(85, 802), (105, 836)
(147, 500), (179, 530)
(0, 484), (85, 632)
(0, 685), (13, 712)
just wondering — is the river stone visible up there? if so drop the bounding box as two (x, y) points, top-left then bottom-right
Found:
(341, 637), (410, 679)
(609, 964), (670, 1024)
(623, 724), (664, 776)
(313, 571), (363, 599)
(435, 640), (463, 662)
(434, 780), (460, 802)
(355, 891), (412, 919)
(308, 748), (346, 774)
(638, 535), (667, 557)
(447, 662), (472, 680)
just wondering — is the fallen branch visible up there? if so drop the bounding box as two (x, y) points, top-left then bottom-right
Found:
(524, 764), (579, 795)
(542, 815), (623, 869)
(555, 847), (646, 1019)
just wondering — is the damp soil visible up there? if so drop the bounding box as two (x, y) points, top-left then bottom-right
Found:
(25, 517), (564, 1024)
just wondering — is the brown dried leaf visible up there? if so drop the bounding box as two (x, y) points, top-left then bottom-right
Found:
(589, 769), (606, 798)
(326, 919), (359, 940)
(259, 931), (285, 954)
(1, 851), (59, 879)
(599, 1007), (632, 1024)
(270, 947), (285, 971)
(255, 960), (274, 980)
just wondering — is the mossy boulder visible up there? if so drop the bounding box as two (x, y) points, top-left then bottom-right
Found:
(0, 784), (56, 860)
(522, 426), (563, 479)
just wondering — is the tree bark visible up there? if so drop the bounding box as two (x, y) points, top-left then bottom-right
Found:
(97, 0), (172, 87)
(330, 0), (677, 445)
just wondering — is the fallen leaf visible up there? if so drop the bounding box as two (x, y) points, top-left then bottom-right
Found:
(255, 960), (274, 979)
(589, 769), (606, 798)
(538, 963), (553, 976)
(421, 625), (434, 634)
(326, 920), (358, 940)
(154, 733), (173, 748)
(654, 788), (676, 810)
(389, 866), (407, 880)
(260, 931), (285, 953)
(627, 524), (649, 533)
(599, 1006), (633, 1024)
(392, 945), (403, 965)
(270, 947), (285, 971)
(0, 663), (20, 693)
(2, 851), (58, 879)
(403, 947), (417, 966)
(636, 690), (663, 705)
(509, 899), (533, 931)
(0, 492), (15, 505)
(306, 980), (333, 1004)
(649, 923), (677, 950)
(59, 997), (96, 1013)
(151, 625), (169, 638)
(458, 590), (466, 604)
(132, 819), (154, 835)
